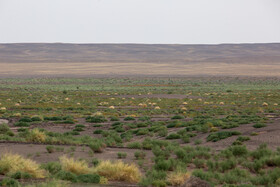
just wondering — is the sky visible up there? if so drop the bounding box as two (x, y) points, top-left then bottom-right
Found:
(0, 0), (280, 44)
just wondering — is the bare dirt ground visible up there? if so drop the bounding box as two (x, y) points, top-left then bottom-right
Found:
(0, 62), (280, 78)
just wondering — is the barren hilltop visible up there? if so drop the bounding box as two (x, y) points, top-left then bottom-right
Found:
(0, 43), (279, 77)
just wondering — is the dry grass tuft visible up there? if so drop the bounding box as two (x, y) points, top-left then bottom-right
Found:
(95, 160), (141, 183)
(27, 128), (46, 143)
(0, 153), (46, 178)
(167, 171), (190, 186)
(59, 156), (90, 175)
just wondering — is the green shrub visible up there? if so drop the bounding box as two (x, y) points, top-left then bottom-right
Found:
(117, 152), (127, 159)
(55, 171), (78, 182)
(124, 116), (135, 121)
(253, 123), (266, 128)
(237, 136), (250, 142)
(14, 122), (30, 127)
(93, 129), (103, 134)
(77, 174), (100, 183)
(0, 124), (14, 136)
(0, 178), (20, 187)
(151, 180), (167, 187)
(166, 133), (180, 139)
(110, 116), (120, 121)
(127, 142), (142, 149)
(230, 145), (248, 157)
(92, 158), (100, 167)
(134, 151), (146, 160)
(207, 131), (241, 142)
(171, 115), (184, 120)
(19, 117), (32, 122)
(41, 162), (62, 175)
(11, 171), (32, 179)
(75, 124), (85, 128)
(86, 116), (107, 123)
(89, 141), (105, 153)
(46, 145), (55, 153)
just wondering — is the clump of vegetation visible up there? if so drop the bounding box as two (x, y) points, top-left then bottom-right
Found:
(253, 123), (267, 128)
(86, 116), (107, 123)
(95, 160), (141, 183)
(0, 153), (46, 178)
(26, 128), (46, 143)
(134, 151), (146, 160)
(59, 156), (90, 175)
(124, 116), (136, 121)
(207, 131), (241, 142)
(167, 171), (190, 186)
(117, 152), (127, 159)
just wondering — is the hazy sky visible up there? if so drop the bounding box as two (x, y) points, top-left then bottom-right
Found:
(0, 0), (280, 44)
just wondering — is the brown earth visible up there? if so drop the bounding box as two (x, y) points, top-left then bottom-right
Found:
(0, 43), (280, 78)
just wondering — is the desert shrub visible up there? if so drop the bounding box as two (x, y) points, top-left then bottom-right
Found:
(31, 117), (42, 122)
(134, 151), (146, 160)
(24, 180), (69, 187)
(192, 169), (213, 181)
(46, 145), (55, 153)
(0, 124), (11, 134)
(218, 158), (237, 172)
(157, 128), (168, 137)
(230, 145), (248, 157)
(44, 116), (63, 121)
(93, 129), (103, 134)
(137, 122), (149, 128)
(127, 142), (142, 149)
(95, 160), (141, 183)
(193, 158), (205, 168)
(59, 156), (89, 175)
(167, 171), (190, 186)
(181, 135), (190, 143)
(154, 159), (171, 171)
(140, 169), (167, 186)
(89, 140), (106, 153)
(73, 127), (84, 132)
(111, 121), (122, 126)
(236, 136), (250, 142)
(77, 174), (100, 183)
(41, 162), (62, 175)
(207, 131), (241, 142)
(253, 123), (266, 128)
(251, 144), (272, 160)
(26, 128), (46, 143)
(166, 133), (180, 139)
(10, 171), (32, 179)
(92, 124), (102, 127)
(151, 180), (167, 187)
(175, 148), (187, 160)
(124, 116), (136, 121)
(17, 128), (28, 132)
(117, 152), (127, 159)
(171, 115), (184, 120)
(136, 128), (149, 136)
(142, 138), (154, 150)
(55, 171), (78, 183)
(75, 124), (85, 128)
(0, 178), (20, 187)
(0, 153), (45, 178)
(19, 117), (33, 122)
(92, 158), (100, 167)
(86, 116), (107, 123)
(221, 168), (249, 184)
(110, 116), (120, 121)
(139, 116), (151, 121)
(14, 122), (30, 127)
(60, 119), (75, 124)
